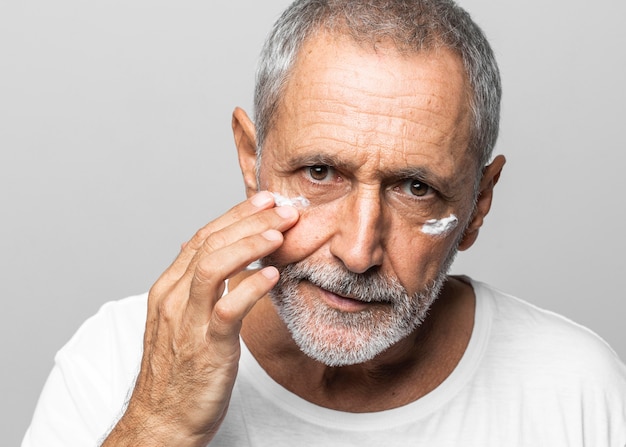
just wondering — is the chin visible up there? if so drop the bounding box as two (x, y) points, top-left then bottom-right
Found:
(264, 257), (448, 367)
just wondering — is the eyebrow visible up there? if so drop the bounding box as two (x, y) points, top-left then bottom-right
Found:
(284, 152), (456, 193)
(285, 153), (347, 170)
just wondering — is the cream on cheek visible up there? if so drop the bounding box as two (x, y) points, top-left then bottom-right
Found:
(420, 214), (459, 236)
(245, 197), (309, 270)
(270, 192), (311, 209)
(381, 215), (451, 286)
(264, 191), (354, 269)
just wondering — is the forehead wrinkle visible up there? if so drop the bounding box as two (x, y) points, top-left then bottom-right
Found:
(292, 103), (463, 153)
(303, 54), (468, 106)
(285, 56), (470, 152)
(279, 90), (471, 172)
(294, 86), (468, 153)
(268, 33), (476, 193)
(280, 110), (467, 184)
(304, 80), (462, 120)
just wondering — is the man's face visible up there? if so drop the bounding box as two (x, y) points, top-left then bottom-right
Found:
(253, 33), (479, 366)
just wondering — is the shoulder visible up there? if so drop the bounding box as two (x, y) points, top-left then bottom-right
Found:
(60, 293), (148, 359)
(23, 294), (149, 446)
(471, 278), (626, 385)
(54, 292), (148, 400)
(467, 279), (626, 440)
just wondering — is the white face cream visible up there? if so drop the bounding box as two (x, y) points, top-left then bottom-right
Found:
(246, 192), (310, 271)
(270, 192), (310, 209)
(421, 214), (458, 236)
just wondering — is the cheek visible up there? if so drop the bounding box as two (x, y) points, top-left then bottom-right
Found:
(382, 222), (461, 294)
(273, 200), (461, 291)
(270, 202), (340, 264)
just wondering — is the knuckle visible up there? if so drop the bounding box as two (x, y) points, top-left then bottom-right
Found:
(194, 256), (223, 287)
(188, 225), (215, 250)
(213, 301), (236, 324)
(240, 232), (276, 258)
(157, 294), (182, 323)
(209, 303), (238, 339)
(202, 230), (228, 254)
(247, 233), (268, 250)
(148, 281), (166, 301)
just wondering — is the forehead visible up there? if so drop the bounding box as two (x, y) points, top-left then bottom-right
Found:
(267, 32), (475, 180)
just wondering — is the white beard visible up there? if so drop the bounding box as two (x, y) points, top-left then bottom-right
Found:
(264, 255), (454, 367)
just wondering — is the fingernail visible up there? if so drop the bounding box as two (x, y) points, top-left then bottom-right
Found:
(251, 191), (274, 208)
(261, 229), (282, 241)
(275, 205), (298, 219)
(261, 266), (279, 280)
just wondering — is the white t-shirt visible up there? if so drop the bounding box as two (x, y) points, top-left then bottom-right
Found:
(22, 279), (626, 446)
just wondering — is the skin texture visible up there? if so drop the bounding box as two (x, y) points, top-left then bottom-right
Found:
(101, 194), (300, 446)
(234, 33), (504, 412)
(102, 32), (505, 445)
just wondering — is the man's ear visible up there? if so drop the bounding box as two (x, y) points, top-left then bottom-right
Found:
(232, 107), (259, 197)
(458, 154), (506, 251)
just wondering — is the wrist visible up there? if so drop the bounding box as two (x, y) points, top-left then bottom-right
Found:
(101, 406), (216, 447)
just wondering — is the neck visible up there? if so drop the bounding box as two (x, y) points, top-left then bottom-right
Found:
(234, 273), (475, 412)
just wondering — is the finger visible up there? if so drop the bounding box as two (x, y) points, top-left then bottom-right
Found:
(164, 205), (295, 316)
(144, 192), (277, 328)
(176, 205), (295, 327)
(184, 229), (284, 326)
(187, 192), (278, 252)
(156, 191), (277, 287)
(186, 204), (298, 276)
(207, 266), (279, 349)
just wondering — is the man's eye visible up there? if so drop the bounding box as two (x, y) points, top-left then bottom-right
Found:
(400, 179), (433, 197)
(308, 165), (332, 181)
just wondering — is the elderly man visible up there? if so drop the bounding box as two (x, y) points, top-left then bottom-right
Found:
(23, 0), (626, 445)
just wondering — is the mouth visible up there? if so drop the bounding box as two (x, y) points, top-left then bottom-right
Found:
(302, 280), (382, 313)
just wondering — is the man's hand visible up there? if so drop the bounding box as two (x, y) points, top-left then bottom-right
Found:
(101, 191), (299, 446)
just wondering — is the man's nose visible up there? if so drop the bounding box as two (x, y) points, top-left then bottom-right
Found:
(329, 189), (385, 274)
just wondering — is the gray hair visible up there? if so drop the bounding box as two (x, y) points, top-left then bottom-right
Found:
(254, 0), (501, 170)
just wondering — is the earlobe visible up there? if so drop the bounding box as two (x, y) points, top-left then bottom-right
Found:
(458, 155), (506, 251)
(232, 107), (259, 197)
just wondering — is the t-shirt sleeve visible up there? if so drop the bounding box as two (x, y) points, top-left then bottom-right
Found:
(21, 296), (146, 447)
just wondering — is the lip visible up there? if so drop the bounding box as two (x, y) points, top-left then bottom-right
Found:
(315, 286), (372, 312)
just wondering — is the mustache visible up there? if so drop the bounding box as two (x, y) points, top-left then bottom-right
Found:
(276, 260), (408, 303)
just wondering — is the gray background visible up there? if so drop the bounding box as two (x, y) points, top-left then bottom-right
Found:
(2, 0), (625, 444)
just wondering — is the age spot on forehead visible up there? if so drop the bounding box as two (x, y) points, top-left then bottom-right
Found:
(421, 214), (458, 236)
